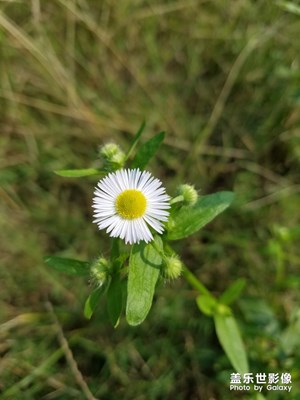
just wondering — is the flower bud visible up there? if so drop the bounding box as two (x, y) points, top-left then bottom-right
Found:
(162, 254), (183, 280)
(90, 256), (109, 286)
(177, 184), (198, 206)
(99, 143), (126, 171)
(216, 303), (231, 316)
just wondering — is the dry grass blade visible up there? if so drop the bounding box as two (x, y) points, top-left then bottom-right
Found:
(2, 351), (65, 398)
(185, 22), (285, 168)
(55, 0), (180, 135)
(0, 9), (111, 130)
(0, 90), (127, 130)
(131, 0), (208, 20)
(239, 161), (289, 185)
(0, 313), (42, 333)
(45, 301), (98, 400)
(243, 184), (300, 210)
(0, 11), (63, 87)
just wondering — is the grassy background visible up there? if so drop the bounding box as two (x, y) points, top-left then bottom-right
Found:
(1, 0), (300, 399)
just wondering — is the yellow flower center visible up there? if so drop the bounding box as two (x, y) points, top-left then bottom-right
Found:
(115, 189), (147, 219)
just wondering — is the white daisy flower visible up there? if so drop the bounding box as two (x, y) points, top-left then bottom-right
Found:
(92, 169), (170, 245)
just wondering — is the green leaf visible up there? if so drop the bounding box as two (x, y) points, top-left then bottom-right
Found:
(107, 275), (123, 328)
(219, 278), (246, 305)
(54, 168), (103, 177)
(126, 121), (146, 160)
(167, 191), (235, 241)
(196, 294), (217, 316)
(131, 131), (165, 169)
(44, 256), (90, 276)
(214, 313), (249, 375)
(84, 285), (106, 319)
(126, 236), (163, 326)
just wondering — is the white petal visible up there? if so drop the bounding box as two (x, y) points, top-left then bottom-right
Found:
(125, 221), (133, 244)
(97, 215), (119, 229)
(93, 209), (115, 218)
(143, 215), (164, 233)
(149, 215), (168, 222)
(137, 171), (152, 190)
(110, 219), (125, 237)
(106, 216), (122, 234)
(136, 218), (153, 242)
(120, 220), (129, 240)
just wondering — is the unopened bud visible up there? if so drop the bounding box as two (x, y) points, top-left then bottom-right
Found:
(99, 143), (126, 171)
(216, 303), (231, 316)
(177, 184), (198, 206)
(162, 254), (183, 280)
(90, 256), (109, 286)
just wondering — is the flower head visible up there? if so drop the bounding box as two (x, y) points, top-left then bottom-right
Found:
(99, 143), (126, 170)
(162, 254), (183, 280)
(92, 169), (170, 244)
(177, 184), (198, 206)
(90, 256), (110, 286)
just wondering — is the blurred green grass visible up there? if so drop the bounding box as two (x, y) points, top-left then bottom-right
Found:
(0, 0), (300, 399)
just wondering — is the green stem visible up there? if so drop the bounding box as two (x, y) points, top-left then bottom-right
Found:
(111, 238), (121, 272)
(182, 265), (211, 296)
(150, 240), (167, 261)
(170, 195), (184, 205)
(111, 238), (120, 259)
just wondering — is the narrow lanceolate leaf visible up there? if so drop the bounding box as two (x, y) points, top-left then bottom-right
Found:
(131, 131), (165, 170)
(84, 285), (106, 319)
(126, 236), (163, 326)
(167, 192), (235, 241)
(54, 168), (103, 178)
(214, 313), (249, 375)
(126, 121), (146, 160)
(107, 275), (123, 328)
(44, 256), (90, 276)
(219, 278), (246, 305)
